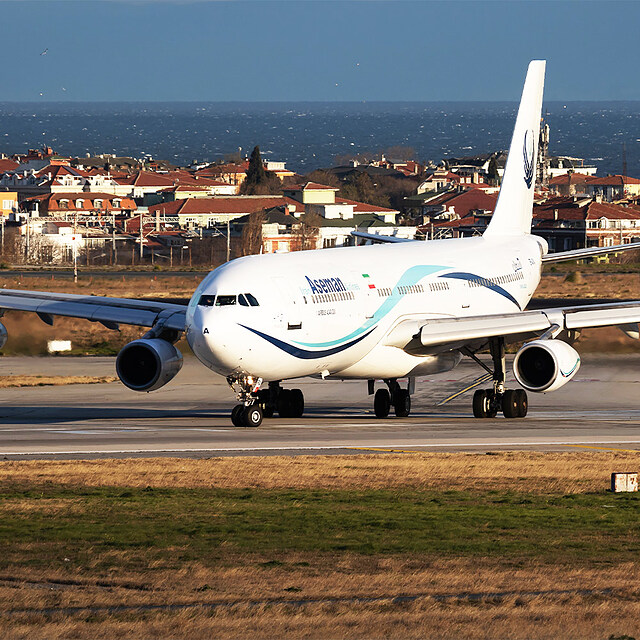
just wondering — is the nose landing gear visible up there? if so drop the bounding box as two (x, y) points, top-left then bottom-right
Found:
(227, 374), (264, 428)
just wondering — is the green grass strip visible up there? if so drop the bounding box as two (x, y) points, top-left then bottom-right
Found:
(1, 486), (639, 567)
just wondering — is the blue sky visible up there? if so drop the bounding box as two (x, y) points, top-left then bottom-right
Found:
(2, 0), (639, 102)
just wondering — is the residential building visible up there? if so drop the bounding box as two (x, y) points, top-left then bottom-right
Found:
(532, 198), (640, 251)
(22, 192), (137, 217)
(583, 175), (640, 202)
(0, 190), (18, 216)
(411, 188), (498, 227)
(231, 205), (415, 253)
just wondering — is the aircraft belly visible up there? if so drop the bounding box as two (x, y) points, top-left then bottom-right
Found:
(331, 345), (462, 380)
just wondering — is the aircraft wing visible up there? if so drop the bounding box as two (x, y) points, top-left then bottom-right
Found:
(542, 241), (640, 264)
(385, 300), (640, 351)
(351, 231), (415, 244)
(0, 289), (186, 331)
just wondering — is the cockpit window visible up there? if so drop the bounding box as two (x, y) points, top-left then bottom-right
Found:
(198, 295), (216, 307)
(215, 295), (237, 306)
(245, 293), (259, 307)
(238, 294), (249, 307)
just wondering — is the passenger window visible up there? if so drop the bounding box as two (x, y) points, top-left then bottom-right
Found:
(245, 293), (259, 307)
(215, 295), (236, 306)
(198, 295), (216, 307)
(238, 294), (249, 307)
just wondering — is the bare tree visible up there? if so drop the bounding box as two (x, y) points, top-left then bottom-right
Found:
(291, 213), (322, 252)
(240, 210), (264, 256)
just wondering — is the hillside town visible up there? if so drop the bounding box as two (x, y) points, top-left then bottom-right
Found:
(0, 130), (639, 267)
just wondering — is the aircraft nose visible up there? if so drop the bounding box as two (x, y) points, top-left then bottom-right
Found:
(187, 307), (246, 375)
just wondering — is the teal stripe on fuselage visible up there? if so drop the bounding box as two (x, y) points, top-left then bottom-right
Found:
(292, 264), (447, 349)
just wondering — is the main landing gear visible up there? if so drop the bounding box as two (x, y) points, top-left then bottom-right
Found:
(370, 378), (413, 418)
(227, 377), (305, 427)
(466, 338), (528, 419)
(256, 381), (304, 419)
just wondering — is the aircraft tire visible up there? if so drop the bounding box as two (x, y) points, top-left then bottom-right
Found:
(502, 390), (520, 418)
(473, 389), (497, 418)
(263, 404), (275, 419)
(257, 389), (275, 418)
(374, 389), (391, 418)
(473, 390), (486, 418)
(278, 389), (293, 418)
(231, 404), (244, 427)
(290, 389), (304, 418)
(243, 404), (263, 428)
(394, 389), (411, 418)
(515, 389), (528, 417)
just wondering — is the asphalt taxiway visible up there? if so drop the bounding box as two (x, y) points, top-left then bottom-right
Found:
(0, 355), (638, 459)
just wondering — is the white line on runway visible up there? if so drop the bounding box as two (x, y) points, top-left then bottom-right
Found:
(4, 438), (640, 456)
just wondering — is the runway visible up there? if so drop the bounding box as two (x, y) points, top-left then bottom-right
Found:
(0, 355), (638, 459)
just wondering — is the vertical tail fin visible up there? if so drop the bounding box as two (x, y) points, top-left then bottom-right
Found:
(484, 60), (546, 237)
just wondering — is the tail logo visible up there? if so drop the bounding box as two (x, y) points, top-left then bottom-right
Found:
(523, 129), (535, 189)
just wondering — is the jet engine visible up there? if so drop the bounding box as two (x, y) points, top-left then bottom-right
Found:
(513, 339), (580, 393)
(116, 338), (183, 392)
(0, 321), (7, 350)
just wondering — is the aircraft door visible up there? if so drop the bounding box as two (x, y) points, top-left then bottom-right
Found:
(271, 277), (303, 330)
(352, 271), (378, 320)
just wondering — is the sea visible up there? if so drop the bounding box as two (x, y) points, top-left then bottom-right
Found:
(1, 101), (639, 177)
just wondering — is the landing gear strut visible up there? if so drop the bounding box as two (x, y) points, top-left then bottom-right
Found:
(371, 378), (412, 418)
(227, 374), (264, 428)
(466, 338), (528, 419)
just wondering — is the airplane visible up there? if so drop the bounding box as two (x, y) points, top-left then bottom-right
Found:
(0, 60), (639, 428)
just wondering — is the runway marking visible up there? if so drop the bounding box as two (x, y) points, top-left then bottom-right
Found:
(3, 439), (640, 456)
(348, 447), (425, 454)
(561, 444), (640, 453)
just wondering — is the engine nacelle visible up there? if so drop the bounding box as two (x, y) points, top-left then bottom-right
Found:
(0, 321), (7, 350)
(513, 339), (580, 393)
(116, 338), (183, 392)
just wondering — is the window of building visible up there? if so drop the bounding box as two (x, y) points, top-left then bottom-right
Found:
(76, 199), (84, 209)
(59, 200), (69, 209)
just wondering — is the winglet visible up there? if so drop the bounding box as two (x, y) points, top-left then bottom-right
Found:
(484, 60), (546, 237)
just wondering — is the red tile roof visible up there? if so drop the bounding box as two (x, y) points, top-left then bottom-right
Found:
(586, 175), (640, 186)
(115, 171), (176, 187)
(34, 164), (88, 179)
(23, 193), (136, 211)
(585, 201), (640, 220)
(423, 188), (498, 215)
(336, 198), (398, 214)
(549, 173), (590, 185)
(148, 196), (301, 216)
(0, 159), (19, 173)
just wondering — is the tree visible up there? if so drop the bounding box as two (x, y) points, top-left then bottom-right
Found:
(384, 146), (416, 161)
(240, 145), (282, 195)
(488, 156), (500, 186)
(291, 212), (322, 252)
(245, 146), (266, 185)
(240, 210), (264, 256)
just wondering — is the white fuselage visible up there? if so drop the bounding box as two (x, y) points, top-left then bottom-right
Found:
(185, 234), (545, 382)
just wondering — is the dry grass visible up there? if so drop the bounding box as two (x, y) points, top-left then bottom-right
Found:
(0, 375), (116, 388)
(2, 453), (640, 638)
(1, 557), (639, 639)
(0, 451), (634, 493)
(537, 271), (638, 299)
(2, 274), (202, 300)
